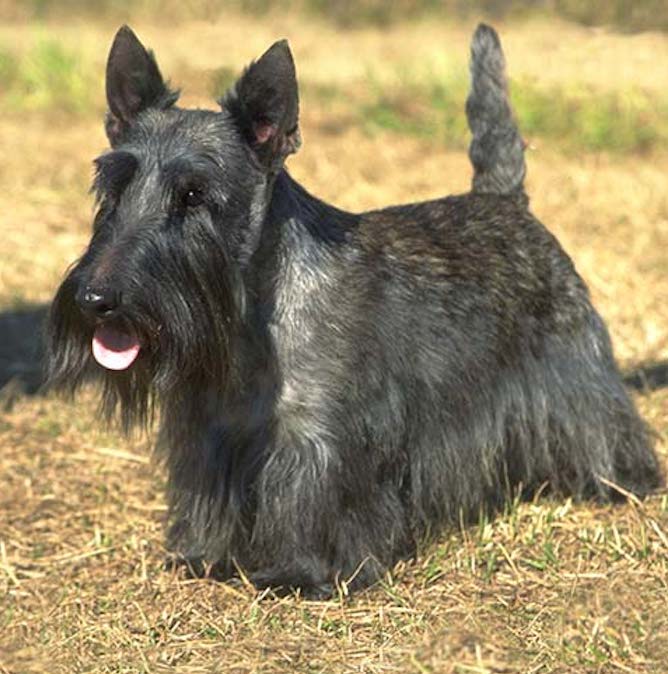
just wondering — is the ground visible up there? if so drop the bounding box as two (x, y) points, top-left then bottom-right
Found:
(0, 10), (667, 674)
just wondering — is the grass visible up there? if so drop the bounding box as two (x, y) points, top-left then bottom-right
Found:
(2, 396), (667, 672)
(0, 39), (94, 113)
(359, 70), (668, 153)
(1, 10), (668, 674)
(2, 23), (668, 154)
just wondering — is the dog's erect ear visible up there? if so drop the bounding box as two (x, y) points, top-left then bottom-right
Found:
(222, 40), (301, 171)
(105, 25), (177, 146)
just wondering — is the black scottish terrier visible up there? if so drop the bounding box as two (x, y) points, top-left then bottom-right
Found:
(48, 24), (661, 597)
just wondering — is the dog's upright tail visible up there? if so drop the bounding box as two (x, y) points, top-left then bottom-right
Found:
(466, 23), (526, 196)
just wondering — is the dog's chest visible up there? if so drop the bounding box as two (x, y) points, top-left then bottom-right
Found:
(266, 239), (349, 449)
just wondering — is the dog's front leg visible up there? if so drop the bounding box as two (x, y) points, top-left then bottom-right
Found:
(247, 434), (410, 598)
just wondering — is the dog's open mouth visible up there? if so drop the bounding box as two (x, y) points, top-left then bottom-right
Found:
(92, 325), (141, 371)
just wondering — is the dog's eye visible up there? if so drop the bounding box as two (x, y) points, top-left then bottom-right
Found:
(181, 187), (204, 209)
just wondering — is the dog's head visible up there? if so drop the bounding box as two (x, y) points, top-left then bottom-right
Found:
(47, 27), (300, 424)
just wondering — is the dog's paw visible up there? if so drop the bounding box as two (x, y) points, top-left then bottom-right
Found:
(164, 553), (206, 578)
(250, 570), (335, 600)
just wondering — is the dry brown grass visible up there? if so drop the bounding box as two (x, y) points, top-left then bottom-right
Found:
(1, 12), (667, 674)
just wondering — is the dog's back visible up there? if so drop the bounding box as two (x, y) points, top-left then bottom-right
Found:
(354, 187), (659, 519)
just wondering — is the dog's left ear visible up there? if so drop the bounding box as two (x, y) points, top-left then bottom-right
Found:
(222, 40), (301, 171)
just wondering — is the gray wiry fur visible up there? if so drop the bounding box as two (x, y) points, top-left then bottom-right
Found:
(467, 23), (526, 195)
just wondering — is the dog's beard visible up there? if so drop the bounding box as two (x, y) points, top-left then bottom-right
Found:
(46, 279), (238, 433)
(47, 291), (155, 430)
(47, 217), (245, 433)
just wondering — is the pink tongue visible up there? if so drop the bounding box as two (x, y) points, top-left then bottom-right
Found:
(92, 325), (141, 371)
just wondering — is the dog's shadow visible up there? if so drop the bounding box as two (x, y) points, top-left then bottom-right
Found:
(0, 304), (48, 407)
(0, 303), (666, 406)
(624, 360), (668, 392)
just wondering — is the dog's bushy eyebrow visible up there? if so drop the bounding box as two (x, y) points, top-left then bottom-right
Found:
(92, 150), (138, 200)
(162, 155), (219, 181)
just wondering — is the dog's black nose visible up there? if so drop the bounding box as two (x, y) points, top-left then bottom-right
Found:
(76, 286), (121, 318)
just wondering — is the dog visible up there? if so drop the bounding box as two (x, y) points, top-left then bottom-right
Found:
(47, 23), (662, 597)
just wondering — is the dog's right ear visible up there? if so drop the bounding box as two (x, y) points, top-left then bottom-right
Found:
(221, 40), (301, 172)
(105, 25), (177, 146)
